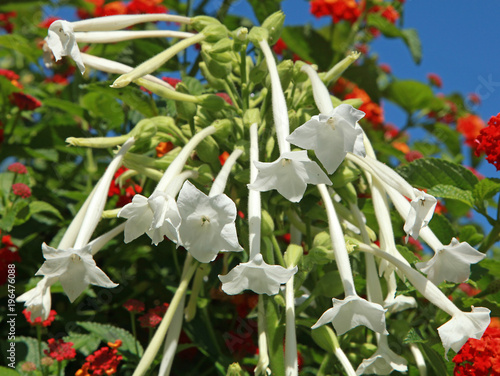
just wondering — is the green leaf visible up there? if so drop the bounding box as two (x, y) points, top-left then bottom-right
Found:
(459, 225), (484, 246)
(383, 80), (435, 113)
(77, 321), (143, 356)
(396, 245), (420, 264)
(0, 366), (20, 375)
(313, 271), (343, 298)
(281, 26), (333, 69)
(63, 333), (101, 356)
(1, 200), (29, 231)
(427, 185), (474, 207)
(13, 336), (47, 365)
(401, 28), (422, 65)
(0, 34), (40, 62)
(396, 157), (479, 191)
(428, 214), (454, 245)
(81, 92), (124, 129)
(419, 343), (450, 376)
(42, 98), (85, 118)
(403, 328), (425, 344)
(247, 0), (281, 24)
(23, 147), (59, 162)
(29, 201), (63, 220)
(473, 178), (500, 207)
(425, 122), (461, 156)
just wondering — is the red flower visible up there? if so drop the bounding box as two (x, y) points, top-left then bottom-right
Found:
(149, 302), (169, 316)
(458, 283), (481, 297)
(8, 162), (27, 174)
(0, 69), (19, 81)
(273, 38), (288, 55)
(379, 63), (392, 74)
(215, 92), (233, 106)
(126, 0), (167, 14)
(405, 150), (423, 162)
(0, 12), (16, 33)
(44, 338), (76, 361)
(468, 93), (481, 105)
(12, 183), (31, 199)
(369, 5), (399, 23)
(162, 76), (181, 88)
(427, 73), (443, 88)
(78, 343), (123, 376)
(9, 92), (42, 111)
(156, 141), (174, 157)
(0, 235), (21, 285)
(108, 167), (142, 207)
(465, 166), (484, 180)
(453, 323), (500, 376)
(219, 151), (230, 166)
(123, 299), (145, 313)
(310, 0), (361, 24)
(457, 114), (485, 147)
(475, 113), (500, 170)
(138, 312), (162, 328)
(38, 17), (60, 28)
(44, 74), (70, 85)
(23, 309), (57, 327)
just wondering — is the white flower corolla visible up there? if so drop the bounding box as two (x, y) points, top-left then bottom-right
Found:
(312, 295), (388, 335)
(404, 188), (437, 240)
(287, 106), (365, 174)
(248, 151), (332, 203)
(416, 238), (486, 285)
(46, 20), (85, 73)
(17, 276), (57, 320)
(219, 254), (297, 295)
(356, 336), (408, 375)
(177, 181), (243, 263)
(118, 191), (180, 245)
(35, 243), (117, 303)
(438, 307), (491, 359)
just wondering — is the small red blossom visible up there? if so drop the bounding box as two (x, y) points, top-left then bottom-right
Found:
(78, 343), (123, 376)
(44, 74), (70, 85)
(149, 302), (169, 316)
(12, 183), (31, 199)
(368, 5), (399, 36)
(9, 92), (42, 111)
(138, 312), (162, 328)
(465, 166), (484, 180)
(379, 63), (392, 74)
(0, 235), (21, 285)
(457, 114), (485, 147)
(123, 299), (145, 313)
(427, 73), (443, 88)
(126, 0), (167, 14)
(310, 0), (361, 24)
(405, 150), (423, 162)
(468, 93), (481, 105)
(434, 200), (447, 215)
(273, 38), (288, 55)
(108, 167), (142, 207)
(23, 309), (57, 327)
(216, 92), (233, 106)
(475, 113), (500, 170)
(458, 283), (481, 297)
(44, 338), (76, 361)
(0, 12), (16, 33)
(219, 151), (230, 166)
(38, 17), (60, 28)
(156, 141), (174, 157)
(8, 162), (27, 174)
(0, 69), (19, 81)
(230, 293), (259, 318)
(162, 76), (181, 88)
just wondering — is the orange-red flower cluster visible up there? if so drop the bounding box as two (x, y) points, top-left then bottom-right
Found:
(44, 339), (76, 362)
(368, 4), (400, 36)
(334, 77), (384, 128)
(138, 303), (169, 328)
(453, 323), (500, 376)
(457, 114), (485, 147)
(155, 141), (174, 157)
(78, 0), (167, 19)
(76, 341), (123, 375)
(475, 113), (500, 170)
(9, 92), (42, 111)
(0, 234), (21, 285)
(108, 167), (142, 207)
(0, 12), (16, 33)
(310, 0), (361, 24)
(12, 183), (32, 199)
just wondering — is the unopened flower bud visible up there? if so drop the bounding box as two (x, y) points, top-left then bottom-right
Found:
(309, 246), (334, 265)
(322, 51), (361, 84)
(293, 61), (310, 83)
(311, 325), (340, 353)
(261, 10), (285, 45)
(313, 231), (332, 248)
(248, 26), (269, 44)
(249, 57), (267, 84)
(330, 165), (360, 188)
(191, 15), (221, 31)
(41, 357), (54, 367)
(206, 38), (233, 54)
(202, 24), (228, 43)
(174, 83), (198, 121)
(274, 293), (286, 307)
(195, 133), (219, 164)
(199, 61), (225, 90)
(284, 244), (303, 268)
(226, 362), (244, 376)
(243, 109), (261, 128)
(198, 94), (227, 110)
(265, 59), (293, 92)
(234, 27), (248, 41)
(261, 209), (274, 236)
(201, 50), (231, 79)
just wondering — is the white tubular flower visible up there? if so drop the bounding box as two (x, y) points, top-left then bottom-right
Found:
(219, 254), (296, 295)
(404, 188), (437, 240)
(249, 151), (332, 203)
(177, 181), (243, 263)
(17, 276), (57, 320)
(287, 64), (366, 174)
(357, 243), (490, 358)
(416, 238), (486, 285)
(409, 344), (427, 376)
(46, 20), (84, 73)
(384, 273), (417, 313)
(356, 335), (407, 375)
(313, 185), (387, 335)
(287, 107), (365, 174)
(75, 30), (194, 44)
(35, 243), (117, 302)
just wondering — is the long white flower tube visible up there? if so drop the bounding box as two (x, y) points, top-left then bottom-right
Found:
(313, 184), (387, 335)
(248, 41), (331, 202)
(158, 295), (186, 376)
(81, 53), (174, 90)
(409, 344), (427, 376)
(75, 30), (194, 43)
(356, 243), (490, 358)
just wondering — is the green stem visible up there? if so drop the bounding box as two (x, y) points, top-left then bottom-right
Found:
(57, 360), (62, 376)
(265, 295), (285, 376)
(132, 254), (198, 376)
(130, 312), (140, 357)
(36, 325), (46, 376)
(479, 223), (500, 253)
(317, 352), (333, 376)
(271, 235), (285, 267)
(240, 48), (249, 111)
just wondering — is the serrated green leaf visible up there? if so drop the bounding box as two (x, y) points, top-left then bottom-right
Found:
(396, 158), (479, 191)
(384, 80), (435, 113)
(428, 214), (454, 245)
(63, 333), (101, 356)
(29, 201), (63, 220)
(401, 28), (422, 65)
(396, 245), (420, 264)
(81, 92), (124, 129)
(425, 122), (461, 156)
(459, 225), (484, 246)
(403, 328), (425, 344)
(473, 178), (500, 207)
(13, 336), (47, 365)
(77, 321), (143, 356)
(427, 184), (474, 207)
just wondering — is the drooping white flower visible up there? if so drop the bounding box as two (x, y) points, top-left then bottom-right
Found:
(219, 254), (296, 295)
(438, 307), (491, 358)
(46, 20), (85, 73)
(17, 276), (57, 320)
(249, 151), (331, 203)
(176, 181), (243, 263)
(35, 243), (118, 302)
(416, 238), (486, 285)
(404, 188), (437, 240)
(312, 295), (388, 335)
(356, 335), (408, 375)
